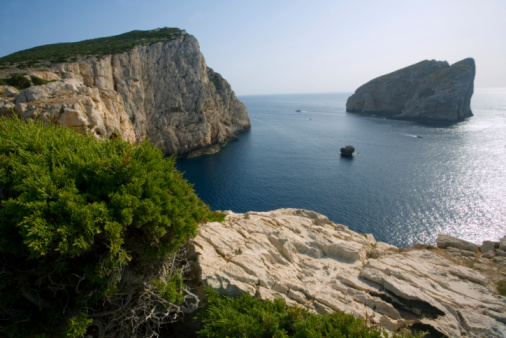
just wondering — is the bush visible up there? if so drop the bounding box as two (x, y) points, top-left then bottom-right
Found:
(30, 75), (50, 86)
(2, 72), (31, 89)
(199, 289), (393, 338)
(0, 117), (222, 336)
(498, 281), (506, 297)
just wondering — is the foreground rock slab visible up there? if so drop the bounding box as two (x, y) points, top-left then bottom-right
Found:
(346, 58), (475, 123)
(189, 209), (506, 337)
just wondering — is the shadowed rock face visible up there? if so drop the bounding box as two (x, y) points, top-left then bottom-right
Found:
(189, 209), (506, 337)
(340, 145), (355, 157)
(346, 58), (475, 123)
(0, 32), (250, 157)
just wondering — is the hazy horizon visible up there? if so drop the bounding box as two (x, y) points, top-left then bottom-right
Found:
(1, 0), (505, 95)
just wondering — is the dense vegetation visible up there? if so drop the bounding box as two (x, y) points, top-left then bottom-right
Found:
(0, 116), (222, 337)
(0, 73), (51, 90)
(0, 27), (184, 68)
(199, 289), (424, 338)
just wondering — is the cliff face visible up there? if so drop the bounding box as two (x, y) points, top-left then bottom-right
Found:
(0, 32), (250, 157)
(346, 58), (475, 122)
(189, 209), (506, 337)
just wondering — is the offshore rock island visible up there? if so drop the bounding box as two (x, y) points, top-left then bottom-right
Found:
(0, 28), (250, 158)
(346, 58), (475, 123)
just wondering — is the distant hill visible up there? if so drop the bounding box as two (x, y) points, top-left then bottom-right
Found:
(0, 27), (184, 68)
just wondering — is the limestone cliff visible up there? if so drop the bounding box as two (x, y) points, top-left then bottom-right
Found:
(346, 58), (475, 123)
(189, 209), (506, 337)
(0, 29), (250, 157)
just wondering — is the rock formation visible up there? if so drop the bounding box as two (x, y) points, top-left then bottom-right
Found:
(0, 79), (136, 143)
(340, 145), (355, 157)
(188, 209), (506, 337)
(346, 58), (475, 123)
(0, 30), (250, 157)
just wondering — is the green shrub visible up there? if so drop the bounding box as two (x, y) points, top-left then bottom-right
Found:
(153, 273), (185, 305)
(498, 281), (506, 296)
(199, 289), (393, 338)
(30, 75), (50, 86)
(65, 313), (93, 338)
(0, 116), (222, 336)
(3, 72), (31, 89)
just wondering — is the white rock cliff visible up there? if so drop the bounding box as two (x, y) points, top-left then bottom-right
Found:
(189, 209), (506, 337)
(0, 31), (250, 157)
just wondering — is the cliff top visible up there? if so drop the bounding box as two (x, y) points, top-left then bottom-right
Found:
(0, 27), (185, 68)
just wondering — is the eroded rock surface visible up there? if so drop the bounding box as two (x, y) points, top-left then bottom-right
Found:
(189, 209), (506, 337)
(1, 79), (136, 142)
(346, 58), (475, 123)
(0, 31), (250, 157)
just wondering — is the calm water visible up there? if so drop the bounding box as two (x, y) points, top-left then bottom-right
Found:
(177, 89), (506, 247)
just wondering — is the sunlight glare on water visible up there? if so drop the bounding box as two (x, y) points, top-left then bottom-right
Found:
(178, 89), (506, 247)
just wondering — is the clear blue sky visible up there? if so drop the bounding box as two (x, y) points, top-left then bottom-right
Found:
(1, 0), (505, 95)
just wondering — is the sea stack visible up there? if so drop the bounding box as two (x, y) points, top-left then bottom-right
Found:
(340, 145), (355, 157)
(346, 58), (475, 123)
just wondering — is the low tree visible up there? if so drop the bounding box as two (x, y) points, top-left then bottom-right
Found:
(0, 117), (222, 337)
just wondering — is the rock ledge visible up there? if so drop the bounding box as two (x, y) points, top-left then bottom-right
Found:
(189, 208), (506, 337)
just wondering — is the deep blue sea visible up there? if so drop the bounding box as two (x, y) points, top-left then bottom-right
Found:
(177, 89), (506, 248)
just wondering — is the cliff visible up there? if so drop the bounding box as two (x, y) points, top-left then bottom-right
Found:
(0, 29), (250, 157)
(189, 209), (506, 337)
(346, 58), (475, 123)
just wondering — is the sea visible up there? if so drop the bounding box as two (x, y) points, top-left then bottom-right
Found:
(177, 89), (506, 248)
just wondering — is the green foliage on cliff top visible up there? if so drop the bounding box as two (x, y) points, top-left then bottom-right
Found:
(0, 27), (184, 67)
(198, 289), (425, 338)
(0, 72), (31, 89)
(0, 116), (221, 336)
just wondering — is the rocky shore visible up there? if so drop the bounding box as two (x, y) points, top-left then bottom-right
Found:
(188, 208), (506, 337)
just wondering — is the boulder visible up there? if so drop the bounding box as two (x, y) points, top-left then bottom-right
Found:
(500, 236), (506, 251)
(482, 240), (497, 258)
(1, 85), (19, 97)
(189, 209), (506, 337)
(436, 234), (479, 252)
(340, 145), (355, 157)
(346, 58), (475, 123)
(5, 79), (136, 142)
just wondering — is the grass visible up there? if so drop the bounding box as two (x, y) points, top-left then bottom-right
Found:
(0, 27), (184, 67)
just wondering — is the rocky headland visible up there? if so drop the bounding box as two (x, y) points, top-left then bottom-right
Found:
(0, 28), (250, 157)
(346, 58), (475, 123)
(189, 208), (506, 337)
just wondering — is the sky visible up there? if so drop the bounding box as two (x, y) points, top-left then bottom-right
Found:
(1, 0), (505, 95)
